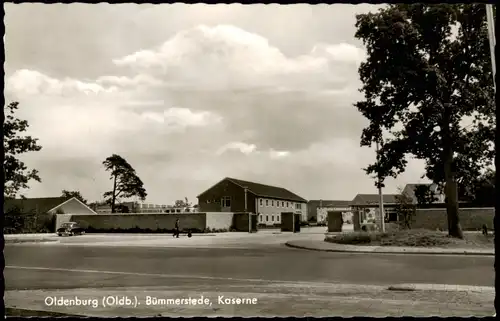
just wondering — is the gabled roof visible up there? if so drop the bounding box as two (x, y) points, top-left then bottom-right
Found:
(4, 196), (97, 214)
(228, 177), (307, 202)
(402, 183), (444, 203)
(4, 197), (69, 214)
(350, 194), (400, 206)
(308, 200), (351, 208)
(198, 177), (307, 202)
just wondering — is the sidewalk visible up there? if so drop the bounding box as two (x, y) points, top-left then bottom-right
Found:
(5, 282), (494, 317)
(285, 240), (495, 256)
(4, 233), (60, 243)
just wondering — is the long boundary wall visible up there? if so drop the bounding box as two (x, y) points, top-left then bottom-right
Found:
(412, 207), (494, 231)
(55, 212), (254, 232)
(206, 212), (234, 230)
(59, 213), (206, 232)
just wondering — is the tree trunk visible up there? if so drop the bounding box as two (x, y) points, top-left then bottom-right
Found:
(111, 174), (117, 213)
(442, 109), (464, 239)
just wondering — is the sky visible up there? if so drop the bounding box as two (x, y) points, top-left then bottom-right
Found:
(4, 3), (432, 205)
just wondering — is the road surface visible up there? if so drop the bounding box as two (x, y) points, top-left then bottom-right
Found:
(5, 243), (494, 289)
(4, 238), (494, 317)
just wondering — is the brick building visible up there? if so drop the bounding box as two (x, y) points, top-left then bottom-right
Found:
(197, 177), (308, 226)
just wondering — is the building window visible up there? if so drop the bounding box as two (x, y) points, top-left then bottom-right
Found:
(277, 215), (280, 222)
(287, 202), (289, 207)
(272, 200), (274, 206)
(266, 200), (269, 206)
(266, 215), (269, 222)
(295, 203), (301, 210)
(277, 202), (280, 208)
(222, 196), (231, 207)
(281, 201), (284, 207)
(272, 215), (275, 222)
(260, 199), (263, 206)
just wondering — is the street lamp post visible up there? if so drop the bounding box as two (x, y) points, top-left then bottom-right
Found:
(376, 141), (386, 233)
(244, 187), (251, 233)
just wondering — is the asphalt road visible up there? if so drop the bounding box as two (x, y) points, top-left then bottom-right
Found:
(5, 243), (494, 290)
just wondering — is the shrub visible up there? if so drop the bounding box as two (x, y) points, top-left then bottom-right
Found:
(361, 223), (379, 232)
(325, 229), (469, 248)
(378, 229), (457, 247)
(204, 227), (229, 233)
(384, 222), (400, 232)
(84, 226), (206, 234)
(325, 232), (385, 245)
(4, 207), (34, 234)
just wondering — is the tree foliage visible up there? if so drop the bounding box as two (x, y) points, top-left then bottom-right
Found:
(4, 102), (42, 198)
(102, 154), (147, 213)
(354, 4), (495, 238)
(414, 185), (439, 205)
(395, 189), (416, 229)
(61, 190), (88, 205)
(463, 169), (496, 206)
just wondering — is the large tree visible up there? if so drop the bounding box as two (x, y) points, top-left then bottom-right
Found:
(4, 102), (43, 198)
(354, 4), (495, 239)
(102, 154), (147, 213)
(61, 190), (88, 205)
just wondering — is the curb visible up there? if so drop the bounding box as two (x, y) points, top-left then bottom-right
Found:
(284, 241), (495, 256)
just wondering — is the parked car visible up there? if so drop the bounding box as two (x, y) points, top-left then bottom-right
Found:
(57, 222), (85, 236)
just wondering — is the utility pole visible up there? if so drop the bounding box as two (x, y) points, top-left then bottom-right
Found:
(376, 141), (386, 232)
(486, 4), (496, 93)
(244, 187), (251, 233)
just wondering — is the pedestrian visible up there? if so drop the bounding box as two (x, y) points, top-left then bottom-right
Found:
(174, 218), (180, 238)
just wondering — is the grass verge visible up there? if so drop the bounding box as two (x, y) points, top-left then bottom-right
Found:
(324, 229), (494, 248)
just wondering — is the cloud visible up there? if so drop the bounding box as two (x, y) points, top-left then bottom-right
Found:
(96, 74), (164, 88)
(6, 69), (118, 96)
(141, 107), (222, 128)
(269, 150), (290, 159)
(216, 142), (257, 155)
(112, 24), (365, 91)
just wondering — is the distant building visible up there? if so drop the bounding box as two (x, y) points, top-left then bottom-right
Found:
(307, 200), (352, 223)
(4, 197), (96, 215)
(350, 194), (400, 225)
(401, 183), (445, 204)
(197, 177), (308, 225)
(94, 202), (198, 214)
